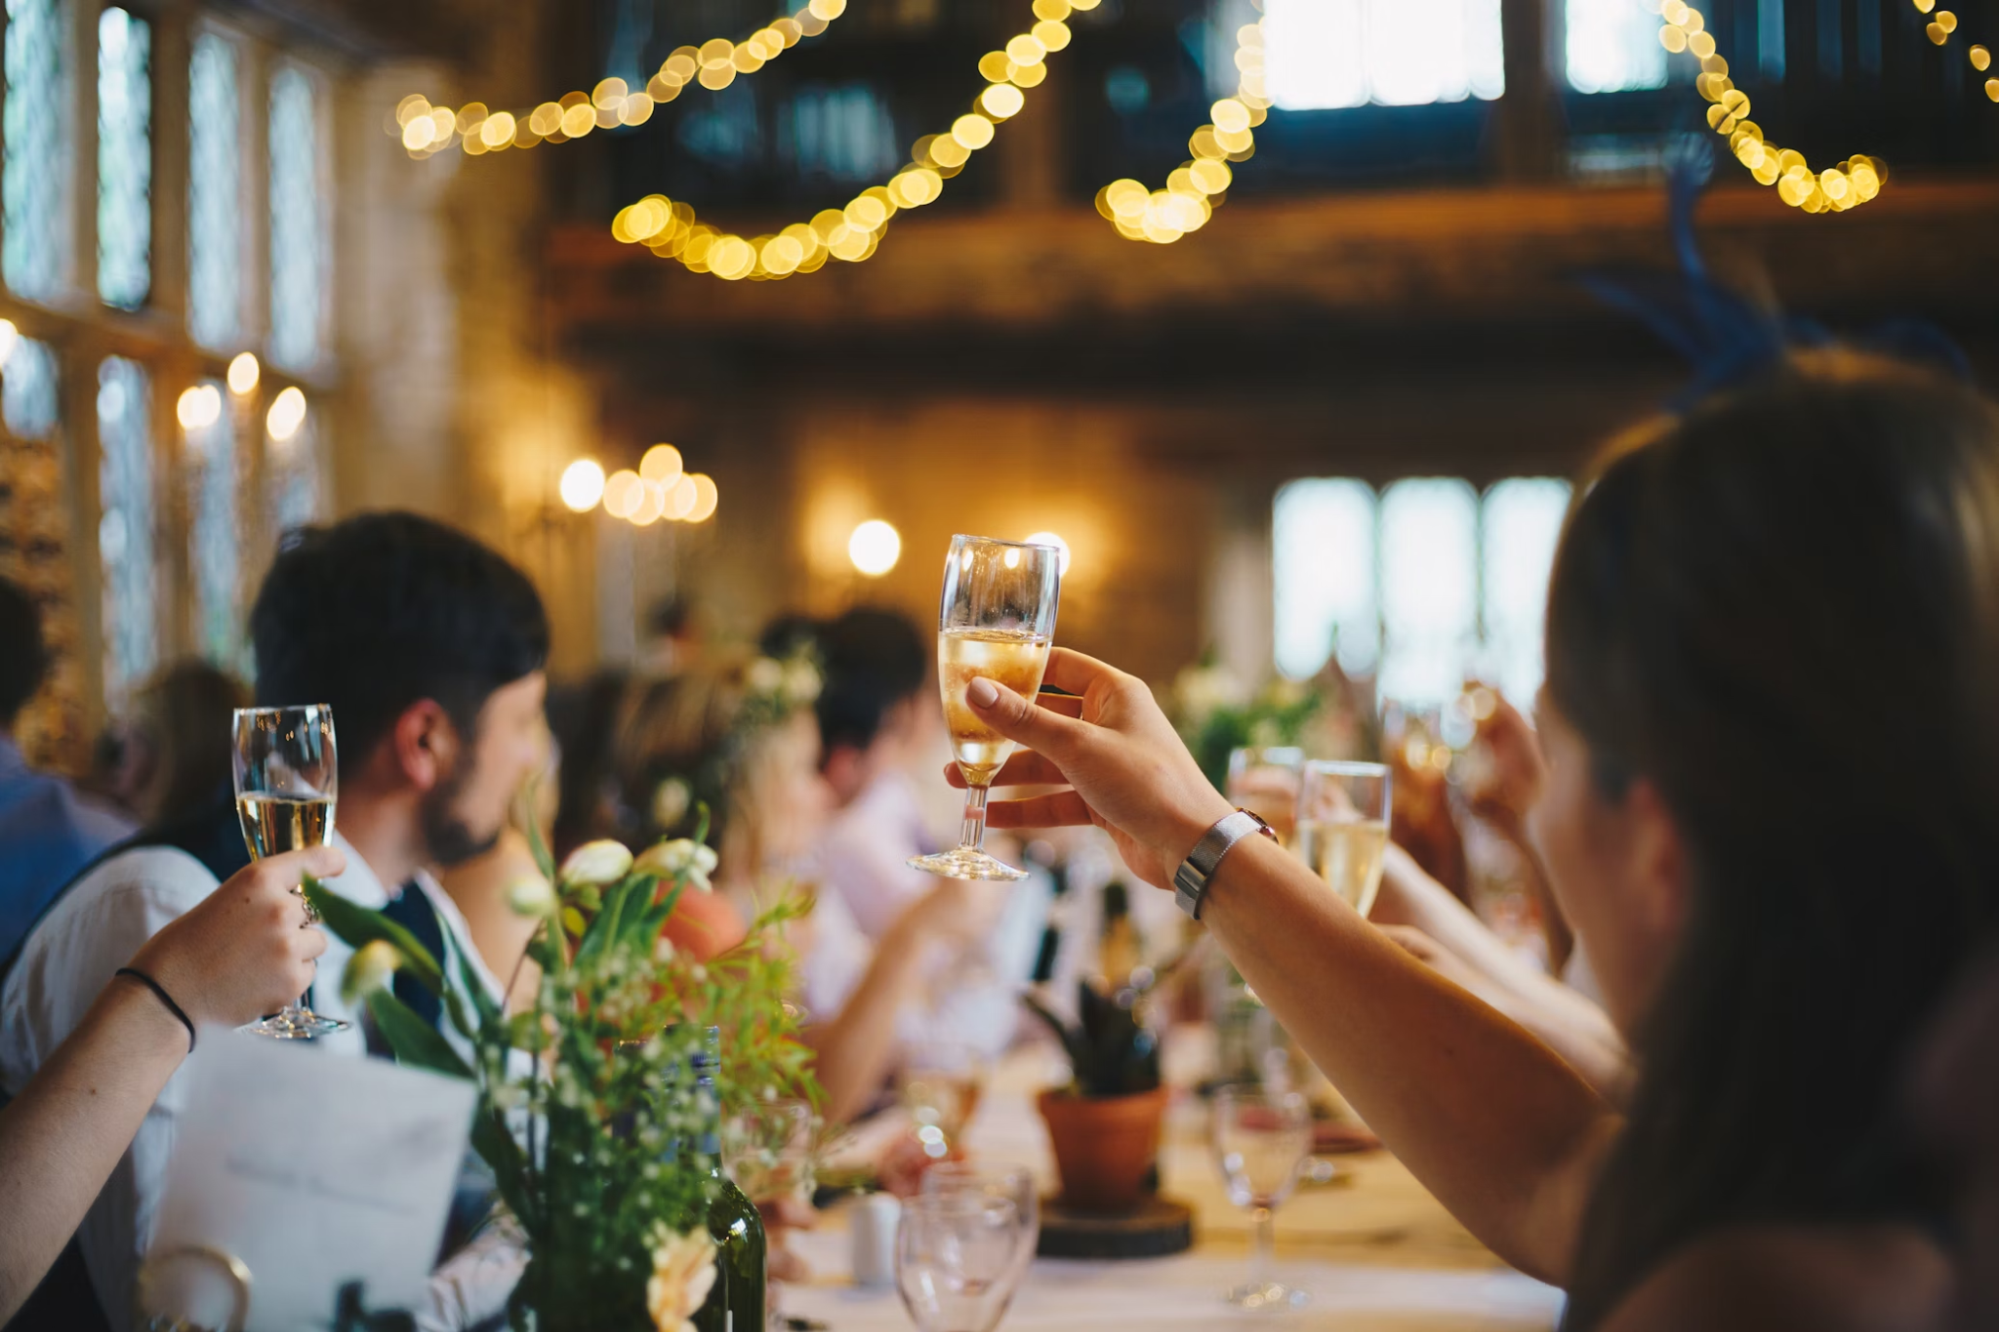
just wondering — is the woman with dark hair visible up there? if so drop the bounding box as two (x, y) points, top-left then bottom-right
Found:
(948, 352), (1997, 1325)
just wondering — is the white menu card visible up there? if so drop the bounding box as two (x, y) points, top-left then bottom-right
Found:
(145, 1028), (478, 1330)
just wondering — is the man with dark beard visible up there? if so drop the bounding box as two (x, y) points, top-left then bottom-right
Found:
(0, 512), (548, 1329)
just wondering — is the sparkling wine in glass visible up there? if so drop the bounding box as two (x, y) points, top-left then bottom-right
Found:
(911, 535), (1061, 882)
(1226, 745), (1308, 847)
(232, 704), (347, 1038)
(1212, 1086), (1313, 1310)
(1294, 760), (1391, 917)
(895, 1193), (1024, 1332)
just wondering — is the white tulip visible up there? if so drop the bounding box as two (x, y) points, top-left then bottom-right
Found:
(746, 657), (785, 695)
(506, 873), (556, 917)
(634, 838), (716, 891)
(340, 939), (400, 1006)
(559, 839), (633, 887)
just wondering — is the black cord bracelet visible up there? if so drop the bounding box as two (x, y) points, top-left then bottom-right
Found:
(115, 968), (196, 1053)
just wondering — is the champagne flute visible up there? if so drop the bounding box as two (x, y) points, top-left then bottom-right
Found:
(1294, 760), (1392, 917)
(911, 534), (1061, 882)
(1226, 745), (1307, 847)
(1212, 1086), (1313, 1310)
(232, 704), (347, 1038)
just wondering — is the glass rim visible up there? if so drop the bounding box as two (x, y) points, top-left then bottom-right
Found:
(949, 533), (1062, 553)
(902, 1191), (1020, 1220)
(233, 703), (334, 717)
(1300, 759), (1390, 778)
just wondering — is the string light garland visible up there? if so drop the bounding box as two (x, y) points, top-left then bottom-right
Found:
(1664, 0), (1885, 211)
(593, 444), (721, 527)
(391, 0), (848, 160)
(1900, 0), (1998, 101)
(1094, 16), (1264, 243)
(605, 0), (1098, 281)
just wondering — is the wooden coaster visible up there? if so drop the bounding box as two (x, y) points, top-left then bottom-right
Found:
(1035, 1195), (1194, 1260)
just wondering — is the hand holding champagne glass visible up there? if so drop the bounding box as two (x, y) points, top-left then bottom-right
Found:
(231, 704), (346, 1038)
(911, 535), (1061, 882)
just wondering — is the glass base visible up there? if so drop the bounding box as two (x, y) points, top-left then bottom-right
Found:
(907, 846), (1030, 882)
(247, 1005), (351, 1040)
(1224, 1281), (1308, 1311)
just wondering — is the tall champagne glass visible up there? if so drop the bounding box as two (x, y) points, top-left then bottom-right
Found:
(911, 535), (1061, 882)
(1294, 760), (1392, 917)
(232, 705), (347, 1038)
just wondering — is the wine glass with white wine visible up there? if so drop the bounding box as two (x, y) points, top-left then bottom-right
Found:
(232, 704), (347, 1038)
(910, 535), (1061, 882)
(1294, 760), (1391, 916)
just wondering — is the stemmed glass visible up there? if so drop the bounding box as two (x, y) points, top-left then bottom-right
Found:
(899, 1039), (987, 1159)
(1212, 1086), (1313, 1310)
(911, 534), (1061, 882)
(895, 1193), (1025, 1332)
(1226, 745), (1307, 847)
(1294, 760), (1392, 917)
(231, 705), (346, 1038)
(922, 1161), (1040, 1304)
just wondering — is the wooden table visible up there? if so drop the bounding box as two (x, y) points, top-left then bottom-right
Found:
(781, 1033), (1563, 1331)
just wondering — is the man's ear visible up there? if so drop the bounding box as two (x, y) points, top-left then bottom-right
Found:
(389, 699), (458, 794)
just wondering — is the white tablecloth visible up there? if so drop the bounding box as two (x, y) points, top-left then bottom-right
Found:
(780, 1037), (1563, 1331)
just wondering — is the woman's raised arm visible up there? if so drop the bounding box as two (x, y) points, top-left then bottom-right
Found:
(954, 647), (1619, 1283)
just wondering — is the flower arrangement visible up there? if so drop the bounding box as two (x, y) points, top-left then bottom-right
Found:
(641, 650), (822, 847)
(1168, 659), (1323, 792)
(306, 810), (819, 1332)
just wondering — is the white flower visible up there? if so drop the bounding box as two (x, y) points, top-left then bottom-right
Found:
(506, 873), (556, 917)
(340, 939), (400, 1006)
(559, 839), (633, 887)
(646, 1229), (718, 1332)
(651, 776), (692, 829)
(634, 838), (718, 891)
(746, 657), (785, 696)
(782, 659), (822, 703)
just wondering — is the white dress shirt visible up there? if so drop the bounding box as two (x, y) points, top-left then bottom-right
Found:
(0, 832), (394, 1330)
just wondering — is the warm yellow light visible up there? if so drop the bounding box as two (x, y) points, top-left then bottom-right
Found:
(980, 83), (1025, 119)
(630, 484), (666, 526)
(176, 384), (222, 431)
(559, 459), (606, 512)
(266, 386), (307, 441)
(640, 443), (684, 487)
(402, 116), (436, 151)
(603, 469), (644, 518)
(481, 112), (516, 148)
(1024, 531), (1072, 576)
(950, 113), (996, 150)
(227, 352), (259, 395)
(849, 520), (901, 576)
(663, 474), (699, 520)
(0, 318), (19, 368)
(685, 473), (719, 522)
(1003, 546), (1022, 569)
(1006, 33), (1047, 66)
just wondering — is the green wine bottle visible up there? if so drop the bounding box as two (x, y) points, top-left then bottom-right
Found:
(690, 1028), (767, 1333)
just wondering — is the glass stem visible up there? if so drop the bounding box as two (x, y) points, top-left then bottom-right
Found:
(1250, 1204), (1274, 1292)
(960, 783), (992, 852)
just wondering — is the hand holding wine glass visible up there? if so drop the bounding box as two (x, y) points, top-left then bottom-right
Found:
(231, 704), (346, 1038)
(912, 535), (1062, 882)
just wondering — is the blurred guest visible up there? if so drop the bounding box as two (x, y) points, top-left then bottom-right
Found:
(0, 845), (336, 1325)
(612, 653), (982, 1123)
(0, 513), (549, 1329)
(1911, 948), (1999, 1327)
(548, 668), (628, 860)
(124, 661), (250, 828)
(801, 609), (940, 938)
(959, 353), (1999, 1326)
(0, 576), (133, 964)
(642, 594), (701, 677)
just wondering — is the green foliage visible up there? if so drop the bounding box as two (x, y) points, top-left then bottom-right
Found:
(310, 808), (820, 1331)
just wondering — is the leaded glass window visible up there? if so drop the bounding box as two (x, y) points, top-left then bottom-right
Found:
(186, 379), (241, 664)
(97, 7), (151, 309)
(3, 337), (60, 439)
(1480, 478), (1571, 703)
(267, 415), (321, 542)
(188, 30), (242, 349)
(1273, 475), (1571, 706)
(3, 0), (71, 301)
(97, 358), (156, 700)
(1566, 0), (1667, 92)
(1261, 0), (1505, 109)
(268, 64), (324, 370)
(784, 85), (898, 181)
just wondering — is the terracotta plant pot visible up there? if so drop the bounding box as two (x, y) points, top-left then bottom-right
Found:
(1036, 1085), (1170, 1215)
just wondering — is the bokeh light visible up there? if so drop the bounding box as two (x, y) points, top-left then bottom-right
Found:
(1024, 531), (1073, 575)
(560, 459), (606, 512)
(265, 386), (307, 441)
(227, 352), (260, 395)
(849, 520), (901, 576)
